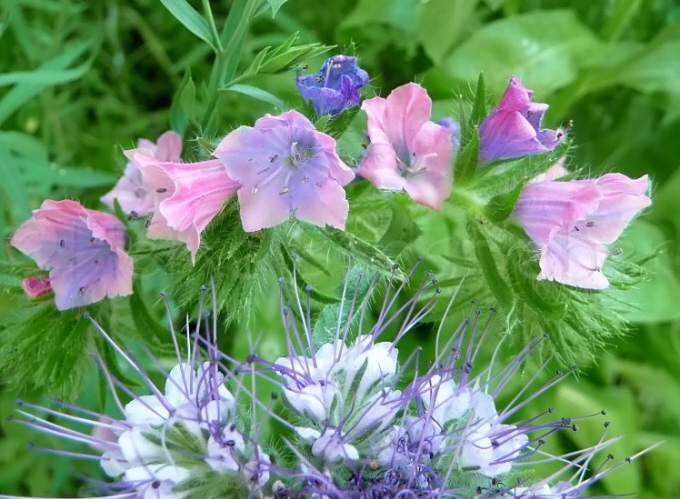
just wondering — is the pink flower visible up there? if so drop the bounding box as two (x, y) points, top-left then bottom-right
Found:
(101, 131), (183, 216)
(357, 83), (454, 210)
(21, 276), (53, 299)
(11, 200), (133, 310)
(479, 76), (564, 164)
(513, 173), (651, 289)
(126, 150), (240, 262)
(214, 110), (354, 232)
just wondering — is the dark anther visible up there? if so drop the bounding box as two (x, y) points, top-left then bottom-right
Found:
(491, 439), (499, 448)
(392, 263), (400, 270)
(156, 188), (167, 193)
(572, 424), (578, 431)
(625, 457), (632, 464)
(269, 154), (279, 163)
(145, 218), (152, 228)
(90, 237), (95, 242)
(152, 481), (161, 489)
(246, 354), (258, 364)
(226, 439), (236, 447)
(586, 221), (595, 228)
(604, 421), (610, 428)
(79, 286), (86, 295)
(556, 370), (563, 375)
(305, 285), (313, 292)
(318, 380), (326, 386)
(200, 285), (207, 292)
(417, 255), (424, 262)
(601, 410), (607, 415)
(489, 307), (497, 313)
(607, 453), (614, 460)
(59, 239), (65, 248)
(537, 439), (545, 445)
(271, 392), (279, 400)
(129, 210), (139, 219)
(548, 407), (554, 413)
(426, 270), (433, 276)
(436, 287), (442, 294)
(229, 423), (237, 431)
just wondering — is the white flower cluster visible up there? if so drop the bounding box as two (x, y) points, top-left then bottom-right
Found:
(101, 362), (269, 498)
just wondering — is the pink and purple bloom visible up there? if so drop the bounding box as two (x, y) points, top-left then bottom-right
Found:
(214, 110), (355, 232)
(514, 171), (651, 289)
(358, 83), (454, 210)
(296, 55), (369, 116)
(101, 131), (183, 216)
(127, 149), (240, 262)
(479, 76), (565, 164)
(20, 275), (52, 300)
(10, 200), (133, 310)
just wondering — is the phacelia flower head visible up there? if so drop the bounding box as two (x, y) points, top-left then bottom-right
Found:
(513, 171), (651, 289)
(296, 55), (369, 116)
(127, 149), (240, 262)
(10, 200), (133, 310)
(8, 291), (271, 499)
(101, 131), (183, 216)
(214, 110), (355, 232)
(358, 83), (454, 210)
(479, 76), (565, 164)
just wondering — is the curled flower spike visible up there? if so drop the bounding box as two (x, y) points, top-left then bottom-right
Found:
(296, 55), (369, 116)
(127, 149), (240, 262)
(259, 261), (637, 499)
(514, 171), (651, 289)
(358, 83), (454, 210)
(101, 131), (183, 216)
(10, 200), (133, 310)
(4, 289), (271, 499)
(479, 76), (565, 164)
(214, 110), (355, 232)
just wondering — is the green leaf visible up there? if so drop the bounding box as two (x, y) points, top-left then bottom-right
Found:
(129, 281), (173, 345)
(484, 182), (523, 223)
(300, 223), (404, 279)
(0, 40), (94, 126)
(159, 0), (216, 50)
(604, 221), (680, 323)
(468, 72), (487, 128)
(467, 218), (514, 308)
(265, 0), (288, 17)
(170, 71), (194, 134)
(440, 9), (603, 96)
(601, 0), (643, 41)
(341, 0), (418, 32)
(417, 0), (479, 63)
(454, 126), (480, 184)
(221, 84), (287, 110)
(0, 66), (92, 87)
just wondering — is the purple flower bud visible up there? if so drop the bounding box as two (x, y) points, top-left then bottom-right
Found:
(479, 76), (565, 164)
(296, 55), (369, 116)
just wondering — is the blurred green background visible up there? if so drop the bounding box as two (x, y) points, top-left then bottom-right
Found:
(1, 0), (680, 497)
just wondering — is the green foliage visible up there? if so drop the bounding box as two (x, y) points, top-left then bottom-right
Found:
(2, 0), (680, 496)
(0, 305), (97, 399)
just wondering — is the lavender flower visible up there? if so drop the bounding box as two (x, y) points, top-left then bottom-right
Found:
(296, 55), (369, 116)
(479, 76), (565, 164)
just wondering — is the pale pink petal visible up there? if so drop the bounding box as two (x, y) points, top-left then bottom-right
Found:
(294, 178), (350, 229)
(130, 150), (239, 262)
(358, 83), (454, 209)
(538, 231), (610, 289)
(383, 82), (432, 150)
(101, 131), (183, 216)
(513, 180), (601, 247)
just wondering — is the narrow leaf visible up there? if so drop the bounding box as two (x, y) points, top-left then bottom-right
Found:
(159, 0), (216, 49)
